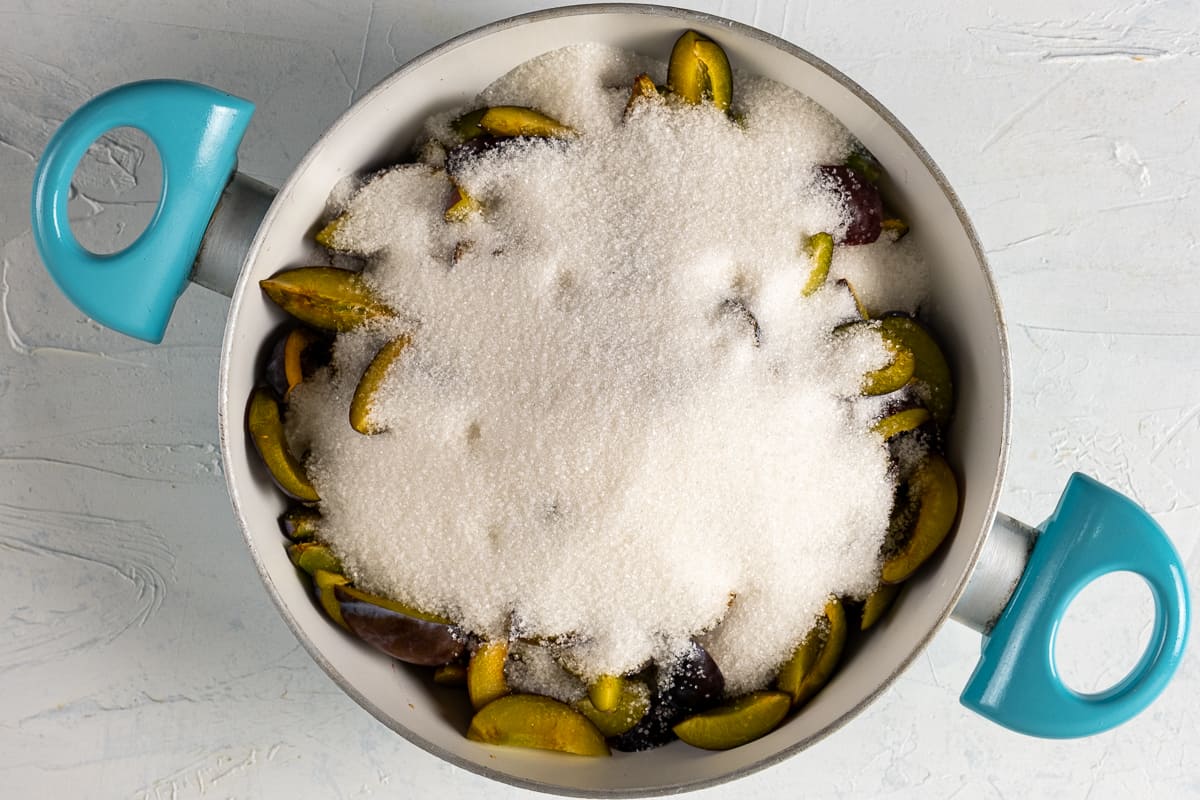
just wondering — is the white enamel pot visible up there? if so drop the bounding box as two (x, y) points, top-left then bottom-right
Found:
(29, 4), (1189, 796)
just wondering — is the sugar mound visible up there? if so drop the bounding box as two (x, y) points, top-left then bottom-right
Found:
(289, 43), (930, 694)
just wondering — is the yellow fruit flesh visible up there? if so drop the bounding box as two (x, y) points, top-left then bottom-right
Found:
(467, 694), (610, 757)
(259, 267), (393, 332)
(833, 278), (869, 320)
(572, 681), (650, 737)
(881, 217), (909, 241)
(349, 334), (411, 435)
(668, 31), (734, 112)
(668, 31), (708, 104)
(282, 327), (317, 399)
(287, 542), (342, 576)
(247, 387), (318, 502)
(587, 674), (623, 713)
(877, 315), (953, 426)
(860, 583), (902, 631)
(872, 407), (930, 441)
(312, 569), (350, 630)
(881, 453), (958, 583)
(468, 641), (511, 710)
(802, 232), (834, 296)
(478, 106), (574, 139)
(863, 335), (915, 395)
(777, 598), (847, 707)
(452, 107), (488, 140)
(673, 691), (791, 750)
(444, 183), (482, 222)
(314, 213), (347, 249)
(625, 73), (659, 115)
(692, 40), (733, 111)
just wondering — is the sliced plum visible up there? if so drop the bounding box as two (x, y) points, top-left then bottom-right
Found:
(467, 694), (610, 756)
(478, 106), (575, 139)
(673, 691), (791, 750)
(573, 679), (650, 737)
(817, 165), (883, 245)
(776, 598), (846, 708)
(279, 506), (320, 542)
(881, 453), (958, 584)
(247, 387), (318, 502)
(668, 30), (733, 112)
(333, 584), (466, 666)
(467, 640), (511, 710)
(264, 326), (331, 400)
(349, 334), (411, 435)
(802, 232), (834, 297)
(259, 267), (394, 332)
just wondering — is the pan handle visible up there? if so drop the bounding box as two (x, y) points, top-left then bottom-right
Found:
(31, 80), (255, 343)
(954, 473), (1189, 737)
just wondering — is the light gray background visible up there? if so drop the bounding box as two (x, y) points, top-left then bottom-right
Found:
(2, 1), (1197, 798)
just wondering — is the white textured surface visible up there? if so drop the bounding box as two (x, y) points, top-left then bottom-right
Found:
(1, 1), (1196, 798)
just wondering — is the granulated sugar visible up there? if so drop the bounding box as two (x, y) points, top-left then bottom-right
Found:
(289, 43), (930, 694)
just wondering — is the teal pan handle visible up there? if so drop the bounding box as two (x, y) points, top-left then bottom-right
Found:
(960, 473), (1190, 737)
(31, 80), (254, 343)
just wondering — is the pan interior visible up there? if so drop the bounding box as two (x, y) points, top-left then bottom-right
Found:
(217, 5), (1009, 795)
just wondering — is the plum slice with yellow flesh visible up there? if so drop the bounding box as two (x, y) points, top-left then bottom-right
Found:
(260, 267), (394, 332)
(881, 453), (958, 584)
(877, 314), (954, 427)
(247, 387), (318, 502)
(468, 641), (511, 709)
(265, 326), (330, 400)
(452, 107), (488, 141)
(872, 407), (931, 441)
(668, 31), (707, 104)
(624, 73), (660, 115)
(866, 336), (914, 395)
(573, 678), (650, 737)
(349, 334), (411, 435)
(279, 328), (313, 396)
(831, 278), (869, 321)
(673, 691), (791, 750)
(311, 569), (350, 630)
(467, 694), (610, 757)
(478, 106), (575, 139)
(837, 321), (915, 396)
(668, 30), (733, 111)
(333, 584), (465, 666)
(587, 674), (624, 713)
(279, 506), (320, 542)
(777, 598), (847, 708)
(693, 39), (733, 111)
(444, 182), (482, 222)
(314, 213), (347, 250)
(860, 582), (902, 631)
(287, 541), (342, 576)
(802, 232), (834, 296)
